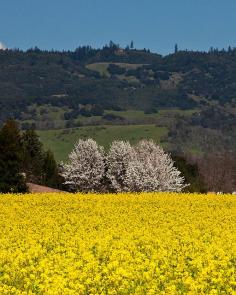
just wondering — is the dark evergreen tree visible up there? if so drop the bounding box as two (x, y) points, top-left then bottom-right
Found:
(130, 40), (134, 49)
(42, 150), (63, 189)
(91, 105), (104, 116)
(173, 155), (206, 193)
(174, 43), (178, 53)
(0, 120), (27, 193)
(22, 130), (44, 183)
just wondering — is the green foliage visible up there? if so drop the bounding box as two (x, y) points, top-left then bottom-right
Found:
(42, 150), (62, 189)
(0, 45), (236, 166)
(173, 155), (206, 193)
(167, 108), (236, 156)
(21, 129), (63, 189)
(0, 120), (27, 193)
(22, 130), (44, 183)
(0, 120), (62, 190)
(1, 45), (236, 128)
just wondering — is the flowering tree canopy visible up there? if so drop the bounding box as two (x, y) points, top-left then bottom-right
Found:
(61, 139), (105, 192)
(61, 138), (187, 192)
(106, 140), (135, 192)
(127, 140), (187, 192)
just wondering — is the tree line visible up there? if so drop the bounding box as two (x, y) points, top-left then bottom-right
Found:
(61, 139), (187, 193)
(0, 120), (62, 193)
(0, 119), (202, 193)
(1, 42), (236, 125)
(0, 119), (235, 193)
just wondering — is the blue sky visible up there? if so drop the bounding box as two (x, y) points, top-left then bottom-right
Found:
(0, 0), (236, 55)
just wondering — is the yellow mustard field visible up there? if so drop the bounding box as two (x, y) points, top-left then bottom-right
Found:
(0, 193), (236, 295)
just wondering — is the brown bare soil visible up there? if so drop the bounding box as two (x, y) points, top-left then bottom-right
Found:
(27, 183), (65, 193)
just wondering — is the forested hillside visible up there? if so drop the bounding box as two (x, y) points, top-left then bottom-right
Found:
(0, 42), (236, 158)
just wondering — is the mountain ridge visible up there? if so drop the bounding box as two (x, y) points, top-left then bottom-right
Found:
(0, 44), (235, 156)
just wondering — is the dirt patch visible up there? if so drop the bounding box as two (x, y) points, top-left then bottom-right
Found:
(27, 183), (65, 193)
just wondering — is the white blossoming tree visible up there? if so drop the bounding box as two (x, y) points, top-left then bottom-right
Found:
(125, 158), (160, 192)
(125, 140), (187, 192)
(61, 139), (105, 192)
(106, 140), (135, 192)
(61, 138), (187, 193)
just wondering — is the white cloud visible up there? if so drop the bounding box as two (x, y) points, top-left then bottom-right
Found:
(0, 42), (7, 50)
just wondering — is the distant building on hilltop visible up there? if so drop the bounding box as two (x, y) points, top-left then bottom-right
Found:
(115, 48), (125, 55)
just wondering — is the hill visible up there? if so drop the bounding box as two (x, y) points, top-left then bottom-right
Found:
(0, 43), (236, 157)
(37, 125), (168, 162)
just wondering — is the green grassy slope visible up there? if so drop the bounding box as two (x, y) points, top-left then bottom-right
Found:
(86, 62), (146, 77)
(104, 109), (196, 120)
(38, 125), (168, 162)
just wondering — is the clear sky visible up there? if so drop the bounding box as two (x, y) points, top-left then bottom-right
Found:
(0, 0), (236, 55)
